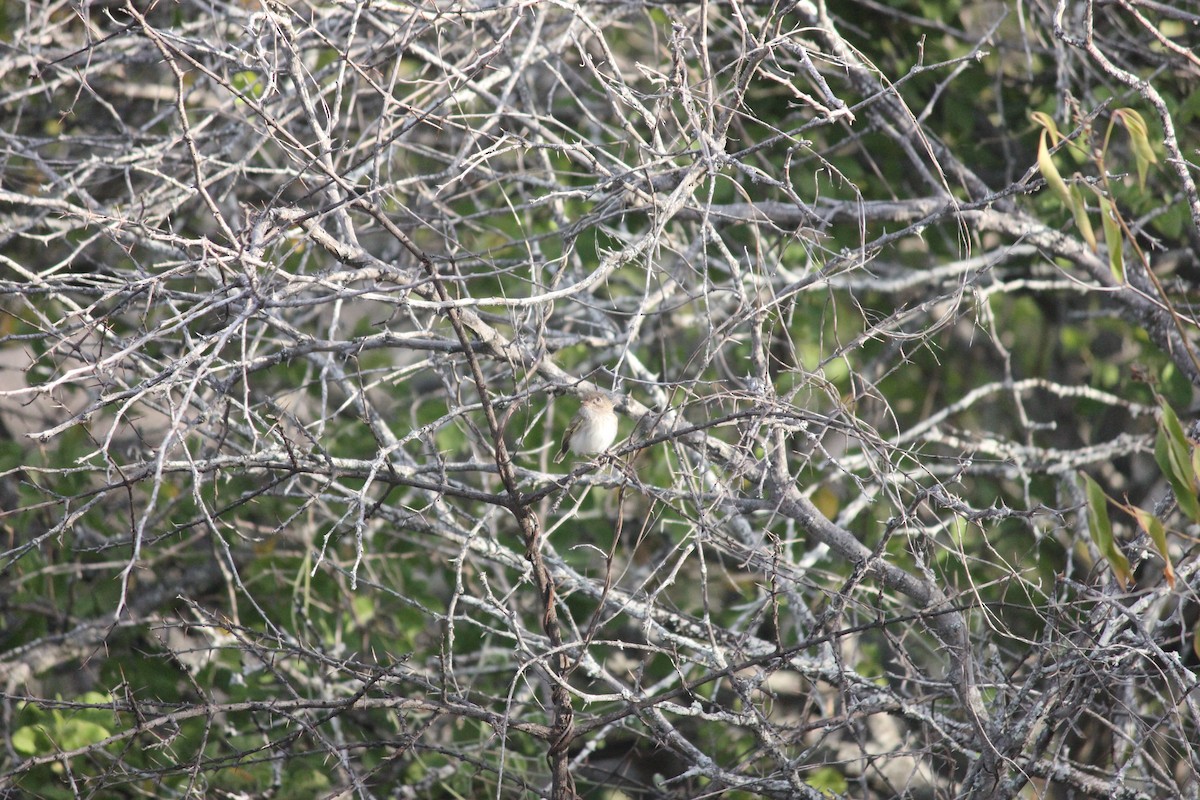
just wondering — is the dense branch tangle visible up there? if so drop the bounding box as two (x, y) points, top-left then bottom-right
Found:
(1, 1), (1198, 799)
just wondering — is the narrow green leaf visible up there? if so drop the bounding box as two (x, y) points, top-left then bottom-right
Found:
(1154, 402), (1200, 523)
(1040, 132), (1072, 206)
(1130, 507), (1174, 588)
(1030, 111), (1061, 139)
(1069, 182), (1097, 252)
(1160, 399), (1190, 447)
(1081, 472), (1132, 588)
(1098, 195), (1124, 282)
(1115, 108), (1158, 189)
(1032, 114), (1074, 207)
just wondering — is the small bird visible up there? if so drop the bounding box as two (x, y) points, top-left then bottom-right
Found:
(554, 391), (618, 463)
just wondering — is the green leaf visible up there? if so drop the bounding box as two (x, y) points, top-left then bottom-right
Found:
(1153, 203), (1187, 240)
(1192, 439), (1200, 485)
(1160, 399), (1190, 449)
(1069, 182), (1097, 252)
(1114, 108), (1157, 189)
(1155, 402), (1200, 519)
(1154, 402), (1200, 523)
(1130, 507), (1174, 588)
(231, 70), (265, 102)
(1098, 195), (1124, 282)
(12, 725), (46, 755)
(1081, 473), (1132, 588)
(807, 766), (849, 794)
(1030, 111), (1061, 142)
(1032, 114), (1073, 207)
(57, 719), (111, 751)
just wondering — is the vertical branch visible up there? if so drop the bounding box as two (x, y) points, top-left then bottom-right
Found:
(375, 216), (576, 799)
